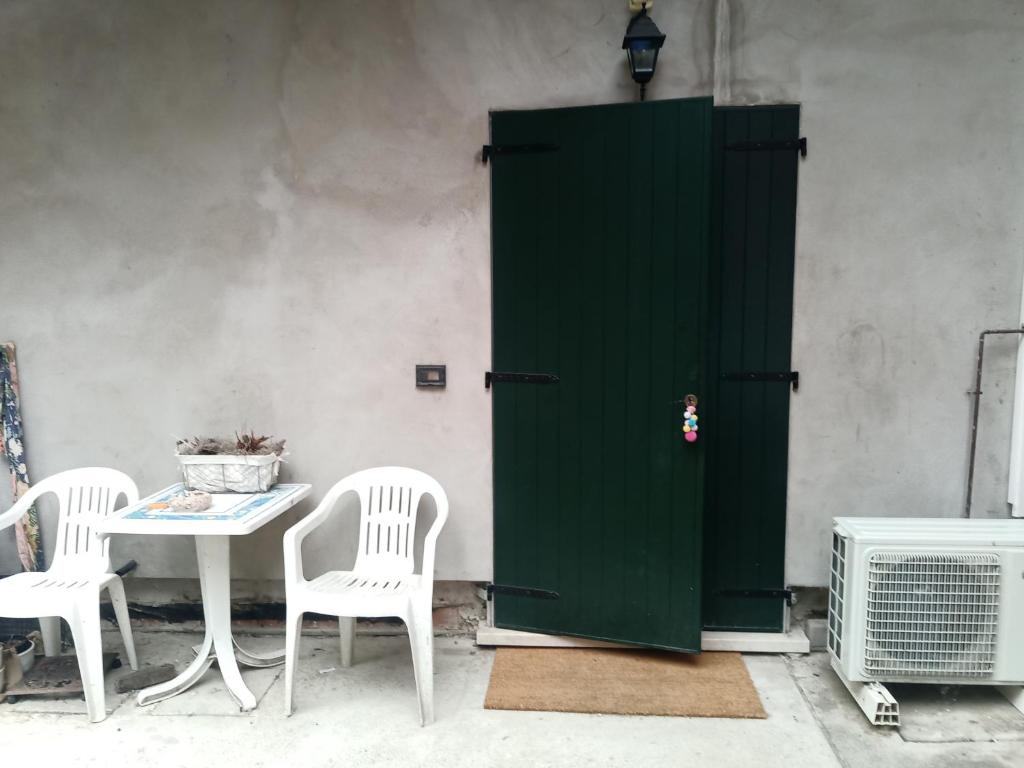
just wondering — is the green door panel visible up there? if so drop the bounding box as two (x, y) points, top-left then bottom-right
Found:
(490, 97), (711, 652)
(703, 105), (800, 632)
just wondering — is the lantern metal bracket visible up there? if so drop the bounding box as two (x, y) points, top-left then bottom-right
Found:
(481, 143), (559, 164)
(726, 137), (808, 158)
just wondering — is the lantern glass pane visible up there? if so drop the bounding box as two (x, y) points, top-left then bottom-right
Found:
(630, 46), (657, 74)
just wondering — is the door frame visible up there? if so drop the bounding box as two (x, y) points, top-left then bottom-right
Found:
(484, 100), (803, 645)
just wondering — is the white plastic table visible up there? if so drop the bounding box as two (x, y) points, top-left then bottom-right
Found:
(99, 482), (311, 710)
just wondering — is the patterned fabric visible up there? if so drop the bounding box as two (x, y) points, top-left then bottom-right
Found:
(1, 343), (42, 571)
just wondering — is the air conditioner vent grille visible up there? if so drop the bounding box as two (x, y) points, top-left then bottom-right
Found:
(864, 552), (1000, 679)
(828, 532), (847, 660)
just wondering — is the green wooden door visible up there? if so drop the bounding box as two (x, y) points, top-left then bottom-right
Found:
(490, 97), (711, 652)
(702, 105), (800, 632)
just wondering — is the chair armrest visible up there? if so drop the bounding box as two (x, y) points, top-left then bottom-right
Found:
(282, 492), (341, 585)
(419, 489), (450, 587)
(0, 484), (45, 532)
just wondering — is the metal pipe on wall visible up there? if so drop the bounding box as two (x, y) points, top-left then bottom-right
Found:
(965, 327), (1024, 518)
(1008, 278), (1024, 519)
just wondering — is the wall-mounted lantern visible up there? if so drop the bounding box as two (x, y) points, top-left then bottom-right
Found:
(622, 3), (666, 102)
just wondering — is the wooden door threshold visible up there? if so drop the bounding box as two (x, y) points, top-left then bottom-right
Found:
(475, 623), (810, 654)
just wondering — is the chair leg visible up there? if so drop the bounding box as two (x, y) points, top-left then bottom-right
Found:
(106, 577), (138, 670)
(405, 599), (435, 726)
(339, 616), (355, 668)
(38, 617), (61, 657)
(69, 601), (106, 723)
(284, 608), (303, 716)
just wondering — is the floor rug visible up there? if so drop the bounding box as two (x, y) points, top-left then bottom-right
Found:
(484, 647), (766, 719)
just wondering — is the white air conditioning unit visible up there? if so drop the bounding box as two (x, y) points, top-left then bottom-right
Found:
(828, 517), (1024, 726)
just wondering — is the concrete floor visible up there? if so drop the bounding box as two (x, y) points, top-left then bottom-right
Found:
(0, 629), (1021, 767)
(789, 653), (1024, 768)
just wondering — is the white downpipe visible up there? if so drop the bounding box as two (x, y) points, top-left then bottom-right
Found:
(1007, 271), (1024, 517)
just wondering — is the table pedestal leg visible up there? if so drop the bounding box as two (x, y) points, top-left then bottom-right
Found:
(137, 535), (258, 711)
(232, 639), (286, 668)
(137, 632), (214, 706)
(189, 640), (286, 669)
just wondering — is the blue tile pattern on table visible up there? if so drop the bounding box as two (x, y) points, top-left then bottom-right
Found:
(122, 483), (305, 522)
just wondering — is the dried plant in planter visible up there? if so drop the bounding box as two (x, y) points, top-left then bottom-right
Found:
(235, 430), (273, 454)
(176, 432), (286, 457)
(175, 430), (287, 493)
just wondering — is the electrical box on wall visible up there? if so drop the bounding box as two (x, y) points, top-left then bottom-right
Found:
(416, 365), (446, 388)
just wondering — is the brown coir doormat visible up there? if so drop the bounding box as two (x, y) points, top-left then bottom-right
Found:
(484, 647), (766, 719)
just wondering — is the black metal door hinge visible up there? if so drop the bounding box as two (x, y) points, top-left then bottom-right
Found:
(114, 559), (138, 577)
(482, 143), (559, 164)
(485, 371), (560, 389)
(721, 370), (799, 392)
(718, 588), (795, 606)
(486, 583), (560, 601)
(725, 137), (807, 158)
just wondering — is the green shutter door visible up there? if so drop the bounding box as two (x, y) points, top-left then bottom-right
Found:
(490, 97), (711, 652)
(703, 105), (800, 632)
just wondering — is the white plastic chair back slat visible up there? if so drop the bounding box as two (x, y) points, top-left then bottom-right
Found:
(355, 483), (424, 577)
(47, 468), (136, 575)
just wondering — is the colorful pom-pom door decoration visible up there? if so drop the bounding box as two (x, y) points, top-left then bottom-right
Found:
(682, 394), (699, 443)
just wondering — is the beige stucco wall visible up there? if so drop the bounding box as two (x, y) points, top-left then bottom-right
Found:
(1, 0), (1021, 591)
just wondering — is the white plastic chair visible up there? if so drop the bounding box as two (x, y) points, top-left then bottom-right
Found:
(283, 467), (449, 724)
(0, 467), (140, 722)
